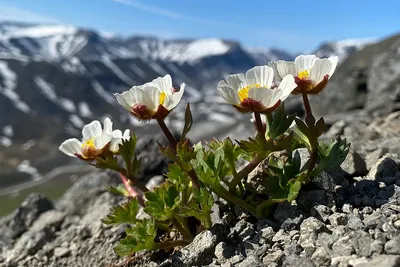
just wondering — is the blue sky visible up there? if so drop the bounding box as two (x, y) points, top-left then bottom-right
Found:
(0, 0), (399, 52)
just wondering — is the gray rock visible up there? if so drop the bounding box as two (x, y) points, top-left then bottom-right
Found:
(7, 228), (54, 262)
(230, 219), (254, 241)
(341, 150), (368, 177)
(312, 167), (347, 192)
(311, 247), (331, 267)
(260, 227), (276, 244)
(332, 235), (355, 256)
(367, 155), (399, 181)
(370, 240), (384, 255)
(328, 213), (348, 226)
(351, 230), (374, 257)
(317, 232), (338, 249)
(30, 210), (65, 232)
(263, 250), (284, 266)
(53, 247), (70, 258)
(311, 205), (331, 223)
(346, 214), (364, 230)
(8, 193), (54, 239)
(363, 212), (383, 229)
(214, 242), (234, 263)
(385, 236), (400, 255)
(282, 255), (316, 267)
(172, 230), (217, 267)
(274, 202), (303, 230)
(237, 255), (262, 267)
(300, 217), (329, 234)
(355, 255), (400, 267)
(283, 243), (302, 256)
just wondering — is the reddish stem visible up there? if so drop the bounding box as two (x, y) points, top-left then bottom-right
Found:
(119, 173), (145, 206)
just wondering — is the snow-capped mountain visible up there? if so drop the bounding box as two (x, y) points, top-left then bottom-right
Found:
(313, 38), (376, 63)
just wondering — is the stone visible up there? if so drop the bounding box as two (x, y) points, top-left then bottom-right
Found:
(230, 219), (254, 241)
(300, 217), (329, 234)
(367, 155), (399, 181)
(30, 210), (65, 232)
(331, 255), (358, 267)
(282, 255), (316, 267)
(172, 230), (217, 266)
(214, 242), (235, 263)
(312, 167), (346, 192)
(274, 202), (303, 230)
(53, 247), (70, 258)
(363, 212), (383, 229)
(370, 240), (384, 255)
(263, 250), (284, 266)
(385, 236), (400, 255)
(317, 232), (338, 249)
(346, 214), (364, 230)
(328, 213), (348, 226)
(355, 255), (400, 267)
(350, 231), (373, 257)
(332, 235), (355, 256)
(260, 227), (276, 244)
(341, 151), (368, 177)
(8, 193), (54, 239)
(311, 247), (331, 267)
(237, 255), (262, 267)
(348, 257), (368, 266)
(311, 205), (331, 223)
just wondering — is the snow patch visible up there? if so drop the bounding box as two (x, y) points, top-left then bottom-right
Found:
(69, 114), (85, 128)
(22, 139), (37, 150)
(3, 125), (13, 137)
(0, 136), (12, 147)
(78, 102), (93, 118)
(92, 81), (115, 105)
(17, 160), (41, 181)
(59, 98), (76, 112)
(35, 76), (57, 100)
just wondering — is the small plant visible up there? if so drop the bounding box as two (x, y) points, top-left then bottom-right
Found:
(59, 55), (349, 256)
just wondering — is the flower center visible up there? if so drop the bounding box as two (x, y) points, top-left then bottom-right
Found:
(82, 138), (95, 148)
(238, 84), (261, 102)
(160, 92), (167, 105)
(297, 70), (310, 80)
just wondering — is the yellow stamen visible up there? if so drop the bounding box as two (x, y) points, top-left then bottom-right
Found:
(237, 84), (261, 102)
(82, 138), (95, 148)
(298, 70), (310, 80)
(160, 92), (166, 105)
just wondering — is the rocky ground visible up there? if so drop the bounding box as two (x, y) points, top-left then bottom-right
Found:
(1, 111), (400, 267)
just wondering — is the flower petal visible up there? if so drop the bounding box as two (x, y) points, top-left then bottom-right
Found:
(277, 74), (297, 101)
(112, 129), (122, 138)
(148, 74), (172, 93)
(59, 138), (82, 157)
(217, 81), (240, 105)
(163, 83), (185, 110)
(122, 129), (130, 140)
(328, 56), (339, 77)
(277, 61), (297, 80)
(295, 55), (317, 71)
(310, 59), (333, 83)
(103, 117), (113, 134)
(110, 137), (122, 153)
(114, 89), (137, 111)
(245, 66), (274, 88)
(141, 86), (160, 111)
(82, 120), (102, 139)
(94, 133), (112, 149)
(226, 73), (245, 91)
(248, 88), (280, 108)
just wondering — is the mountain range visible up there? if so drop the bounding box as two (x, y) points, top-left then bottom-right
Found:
(0, 21), (376, 188)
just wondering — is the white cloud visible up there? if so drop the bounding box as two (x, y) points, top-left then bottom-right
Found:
(0, 5), (60, 24)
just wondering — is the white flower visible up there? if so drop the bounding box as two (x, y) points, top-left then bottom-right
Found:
(109, 129), (131, 153)
(59, 117), (129, 159)
(217, 66), (297, 113)
(268, 55), (338, 94)
(114, 74), (185, 120)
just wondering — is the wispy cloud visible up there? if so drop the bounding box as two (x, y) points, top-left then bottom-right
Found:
(112, 0), (223, 26)
(0, 5), (60, 24)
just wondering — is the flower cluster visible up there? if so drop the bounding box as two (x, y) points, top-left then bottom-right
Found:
(58, 54), (347, 257)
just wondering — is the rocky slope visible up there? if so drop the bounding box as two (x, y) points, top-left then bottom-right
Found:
(0, 110), (400, 267)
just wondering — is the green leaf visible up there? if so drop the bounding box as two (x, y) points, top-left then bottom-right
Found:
(144, 182), (180, 221)
(107, 185), (130, 197)
(94, 153), (121, 171)
(313, 137), (350, 175)
(178, 188), (213, 228)
(181, 103), (193, 140)
(114, 218), (157, 256)
(267, 104), (295, 139)
(119, 134), (137, 163)
(287, 181), (301, 202)
(102, 198), (139, 225)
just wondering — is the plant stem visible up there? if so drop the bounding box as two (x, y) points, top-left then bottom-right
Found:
(157, 118), (178, 153)
(213, 183), (257, 217)
(172, 216), (194, 242)
(230, 154), (262, 192)
(155, 221), (170, 231)
(254, 112), (265, 135)
(125, 173), (150, 193)
(152, 240), (190, 250)
(302, 93), (312, 117)
(119, 173), (145, 206)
